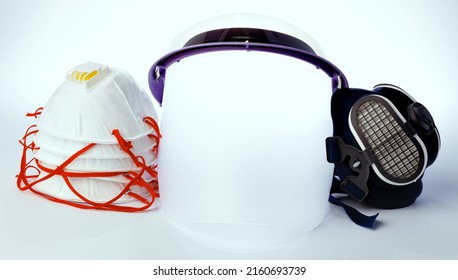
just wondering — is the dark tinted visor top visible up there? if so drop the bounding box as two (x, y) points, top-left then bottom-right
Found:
(184, 28), (316, 54)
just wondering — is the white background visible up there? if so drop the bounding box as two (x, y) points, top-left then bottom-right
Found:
(1, 0), (458, 261)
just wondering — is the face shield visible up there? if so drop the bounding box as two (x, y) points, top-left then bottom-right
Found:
(148, 13), (347, 251)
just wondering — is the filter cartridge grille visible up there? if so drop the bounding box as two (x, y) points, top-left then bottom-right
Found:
(353, 97), (420, 181)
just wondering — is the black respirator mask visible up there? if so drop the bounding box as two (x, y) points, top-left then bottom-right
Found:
(326, 84), (440, 227)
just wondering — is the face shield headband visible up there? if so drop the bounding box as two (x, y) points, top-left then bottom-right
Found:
(148, 28), (349, 105)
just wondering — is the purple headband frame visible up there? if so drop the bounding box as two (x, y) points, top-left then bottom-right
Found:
(148, 41), (349, 105)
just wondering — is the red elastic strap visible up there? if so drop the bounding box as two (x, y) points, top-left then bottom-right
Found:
(111, 129), (158, 179)
(25, 107), (43, 118)
(112, 129), (140, 166)
(144, 116), (162, 155)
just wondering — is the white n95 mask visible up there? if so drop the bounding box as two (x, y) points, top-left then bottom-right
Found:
(16, 62), (161, 212)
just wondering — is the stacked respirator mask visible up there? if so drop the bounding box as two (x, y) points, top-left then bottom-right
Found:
(148, 16), (441, 227)
(17, 62), (161, 211)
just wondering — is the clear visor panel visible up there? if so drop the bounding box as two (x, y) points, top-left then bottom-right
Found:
(158, 51), (332, 252)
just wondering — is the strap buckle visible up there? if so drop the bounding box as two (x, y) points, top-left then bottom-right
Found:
(326, 136), (373, 202)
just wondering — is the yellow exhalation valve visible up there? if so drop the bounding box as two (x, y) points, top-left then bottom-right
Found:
(66, 61), (111, 90)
